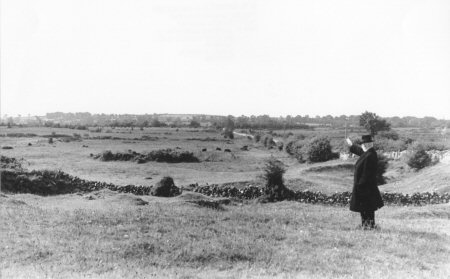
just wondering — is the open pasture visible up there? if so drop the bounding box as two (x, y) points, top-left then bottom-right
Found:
(1, 126), (289, 186)
(2, 126), (450, 278)
(1, 126), (450, 194)
(1, 192), (449, 278)
(0, 126), (345, 191)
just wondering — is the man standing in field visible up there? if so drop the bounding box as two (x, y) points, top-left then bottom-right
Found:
(346, 135), (384, 229)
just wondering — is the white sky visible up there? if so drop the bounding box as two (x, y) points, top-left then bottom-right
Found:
(1, 0), (449, 118)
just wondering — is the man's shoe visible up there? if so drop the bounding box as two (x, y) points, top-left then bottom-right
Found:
(372, 224), (381, 230)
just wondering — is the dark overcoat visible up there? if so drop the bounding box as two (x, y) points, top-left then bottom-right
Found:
(349, 146), (384, 212)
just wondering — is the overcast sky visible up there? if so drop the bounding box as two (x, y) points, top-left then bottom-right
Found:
(1, 0), (449, 118)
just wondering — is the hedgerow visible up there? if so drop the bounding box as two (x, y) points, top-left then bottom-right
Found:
(95, 149), (200, 163)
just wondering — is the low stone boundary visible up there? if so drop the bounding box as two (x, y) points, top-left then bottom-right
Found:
(1, 169), (449, 206)
(192, 184), (450, 206)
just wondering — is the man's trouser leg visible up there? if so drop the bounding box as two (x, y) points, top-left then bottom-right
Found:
(360, 211), (375, 228)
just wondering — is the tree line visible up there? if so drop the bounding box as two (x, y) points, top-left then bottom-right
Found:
(2, 112), (449, 129)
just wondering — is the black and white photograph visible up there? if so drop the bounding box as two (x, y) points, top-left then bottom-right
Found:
(1, 0), (449, 278)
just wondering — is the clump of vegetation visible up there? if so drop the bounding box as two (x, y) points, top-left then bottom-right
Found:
(376, 154), (389, 185)
(260, 158), (294, 202)
(285, 139), (308, 162)
(407, 146), (432, 170)
(151, 176), (181, 197)
(96, 150), (135, 161)
(2, 133), (38, 138)
(261, 134), (275, 149)
(95, 149), (200, 163)
(304, 137), (338, 163)
(1, 156), (23, 170)
(253, 133), (261, 143)
(377, 130), (399, 140)
(374, 138), (408, 152)
(359, 111), (391, 135)
(285, 137), (338, 163)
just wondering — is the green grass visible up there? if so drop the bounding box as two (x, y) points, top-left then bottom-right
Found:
(1, 126), (448, 193)
(1, 193), (449, 278)
(0, 126), (289, 186)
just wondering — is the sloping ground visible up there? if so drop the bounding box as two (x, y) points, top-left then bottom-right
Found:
(382, 153), (450, 194)
(284, 161), (354, 193)
(1, 195), (449, 279)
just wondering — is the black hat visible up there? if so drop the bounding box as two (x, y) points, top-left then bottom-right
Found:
(361, 135), (373, 144)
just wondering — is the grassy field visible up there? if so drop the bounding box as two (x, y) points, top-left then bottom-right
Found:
(0, 126), (285, 186)
(3, 126), (448, 191)
(1, 192), (449, 278)
(1, 126), (450, 278)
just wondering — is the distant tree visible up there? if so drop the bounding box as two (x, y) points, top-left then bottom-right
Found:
(151, 119), (166, 127)
(225, 115), (235, 131)
(189, 120), (201, 128)
(223, 115), (235, 139)
(359, 111), (391, 136)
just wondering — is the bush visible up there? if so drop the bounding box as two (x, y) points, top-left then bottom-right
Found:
(261, 134), (275, 149)
(377, 154), (389, 185)
(374, 138), (407, 152)
(94, 149), (200, 163)
(284, 140), (296, 155)
(285, 139), (308, 162)
(377, 130), (399, 140)
(277, 142), (284, 151)
(151, 176), (181, 197)
(263, 158), (285, 187)
(407, 147), (432, 170)
(223, 130), (234, 139)
(305, 137), (336, 163)
(254, 134), (261, 143)
(261, 158), (294, 202)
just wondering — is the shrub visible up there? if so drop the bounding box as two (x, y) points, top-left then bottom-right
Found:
(73, 133), (82, 139)
(223, 130), (234, 139)
(376, 154), (389, 185)
(407, 148), (432, 170)
(261, 158), (294, 202)
(1, 156), (23, 170)
(305, 137), (336, 163)
(263, 158), (285, 187)
(283, 132), (294, 138)
(401, 137), (414, 146)
(285, 139), (308, 162)
(147, 149), (199, 163)
(277, 142), (284, 151)
(377, 130), (399, 140)
(97, 150), (116, 161)
(284, 140), (296, 155)
(261, 134), (275, 149)
(254, 134), (261, 143)
(151, 176), (181, 197)
(94, 149), (200, 163)
(374, 138), (407, 152)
